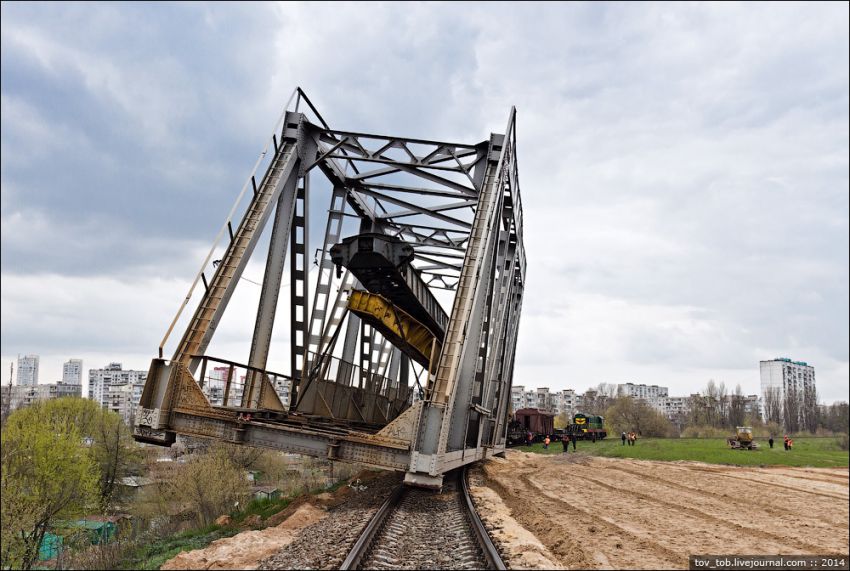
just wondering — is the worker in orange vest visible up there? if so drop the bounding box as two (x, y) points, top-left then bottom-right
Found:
(543, 435), (550, 449)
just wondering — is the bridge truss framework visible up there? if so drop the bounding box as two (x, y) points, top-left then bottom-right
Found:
(134, 88), (526, 488)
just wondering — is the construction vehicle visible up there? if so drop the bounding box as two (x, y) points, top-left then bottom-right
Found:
(727, 426), (759, 450)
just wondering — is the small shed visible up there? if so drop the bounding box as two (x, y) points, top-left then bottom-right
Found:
(71, 514), (133, 545)
(38, 532), (63, 561)
(252, 486), (281, 501)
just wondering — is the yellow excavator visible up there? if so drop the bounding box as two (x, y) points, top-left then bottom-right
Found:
(727, 426), (759, 450)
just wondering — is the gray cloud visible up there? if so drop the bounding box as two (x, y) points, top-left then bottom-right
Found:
(1, 2), (847, 402)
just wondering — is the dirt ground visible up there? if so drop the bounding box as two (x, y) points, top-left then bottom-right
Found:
(474, 451), (849, 570)
(160, 502), (328, 570)
(161, 470), (391, 570)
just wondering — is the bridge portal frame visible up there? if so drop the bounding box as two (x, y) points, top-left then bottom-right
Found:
(134, 88), (525, 487)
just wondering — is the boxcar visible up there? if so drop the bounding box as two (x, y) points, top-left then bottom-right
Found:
(512, 408), (556, 443)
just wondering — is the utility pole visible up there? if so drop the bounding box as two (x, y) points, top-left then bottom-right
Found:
(2, 362), (13, 424)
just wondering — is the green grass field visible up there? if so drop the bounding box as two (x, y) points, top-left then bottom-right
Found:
(516, 436), (849, 468)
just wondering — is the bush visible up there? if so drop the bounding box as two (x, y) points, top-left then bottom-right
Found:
(680, 425), (730, 438)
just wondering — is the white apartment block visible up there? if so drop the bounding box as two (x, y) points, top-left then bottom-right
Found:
(536, 387), (554, 412)
(63, 359), (84, 385)
(760, 357), (816, 422)
(88, 363), (148, 423)
(618, 382), (669, 413)
(554, 389), (581, 416)
(274, 377), (292, 407)
(660, 396), (690, 418)
(618, 382), (669, 400)
(742, 394), (760, 417)
(510, 385), (526, 412)
(16, 354), (39, 386)
(105, 383), (136, 426)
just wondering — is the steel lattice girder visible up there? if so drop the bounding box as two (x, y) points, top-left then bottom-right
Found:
(133, 88), (525, 487)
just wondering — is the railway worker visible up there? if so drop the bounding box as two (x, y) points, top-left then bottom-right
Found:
(621, 431), (627, 446)
(562, 433), (570, 453)
(544, 436), (550, 449)
(526, 431), (533, 447)
(783, 435), (789, 450)
(768, 436), (774, 449)
(570, 432), (577, 451)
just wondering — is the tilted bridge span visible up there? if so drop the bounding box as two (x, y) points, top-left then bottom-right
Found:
(133, 88), (526, 488)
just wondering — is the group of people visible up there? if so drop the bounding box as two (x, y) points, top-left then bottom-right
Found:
(766, 435), (795, 450)
(535, 433), (579, 453)
(620, 431), (637, 446)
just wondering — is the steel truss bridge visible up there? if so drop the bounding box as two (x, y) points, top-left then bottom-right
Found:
(134, 88), (526, 488)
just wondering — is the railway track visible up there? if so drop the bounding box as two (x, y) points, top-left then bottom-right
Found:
(340, 466), (506, 570)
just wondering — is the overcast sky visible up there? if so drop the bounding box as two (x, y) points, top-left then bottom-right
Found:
(1, 2), (848, 403)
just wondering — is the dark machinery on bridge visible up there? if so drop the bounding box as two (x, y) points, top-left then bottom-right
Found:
(132, 88), (526, 488)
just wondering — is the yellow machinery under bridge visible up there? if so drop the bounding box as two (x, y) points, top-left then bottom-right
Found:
(133, 88), (526, 488)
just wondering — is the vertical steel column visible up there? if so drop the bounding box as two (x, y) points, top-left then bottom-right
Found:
(340, 314), (360, 381)
(290, 174), (310, 384)
(305, 186), (347, 365)
(359, 322), (373, 389)
(244, 167), (301, 407)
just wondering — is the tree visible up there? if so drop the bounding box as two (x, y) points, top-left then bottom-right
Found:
(553, 412), (570, 429)
(801, 384), (819, 433)
(31, 398), (141, 510)
(820, 402), (849, 434)
(174, 447), (251, 526)
(605, 397), (671, 437)
(728, 384), (746, 428)
(137, 446), (252, 528)
(784, 384), (800, 433)
(214, 441), (266, 470)
(763, 387), (783, 427)
(582, 389), (612, 415)
(1, 401), (99, 570)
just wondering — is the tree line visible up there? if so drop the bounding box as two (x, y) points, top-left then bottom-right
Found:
(553, 381), (849, 438)
(0, 396), (357, 570)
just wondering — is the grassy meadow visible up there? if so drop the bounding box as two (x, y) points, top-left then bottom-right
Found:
(515, 436), (849, 468)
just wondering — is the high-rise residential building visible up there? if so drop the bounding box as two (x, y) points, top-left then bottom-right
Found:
(555, 389), (580, 415)
(660, 396), (690, 418)
(16, 354), (39, 386)
(535, 387), (554, 412)
(62, 359), (84, 385)
(760, 357), (816, 424)
(617, 382), (669, 412)
(510, 385), (526, 412)
(88, 363), (148, 423)
(617, 382), (669, 400)
(273, 377), (292, 407)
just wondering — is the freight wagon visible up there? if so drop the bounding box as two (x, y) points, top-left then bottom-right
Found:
(506, 408), (555, 445)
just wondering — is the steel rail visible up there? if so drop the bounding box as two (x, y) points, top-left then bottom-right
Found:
(461, 465), (507, 571)
(339, 468), (506, 570)
(338, 483), (405, 570)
